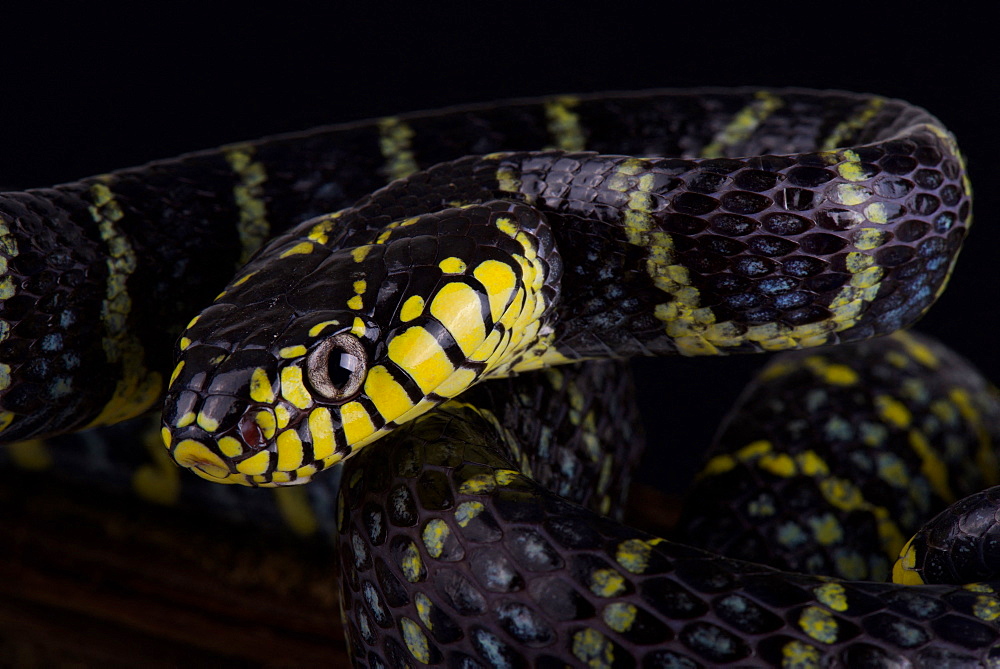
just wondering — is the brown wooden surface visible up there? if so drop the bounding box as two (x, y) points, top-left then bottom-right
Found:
(0, 472), (679, 668)
(0, 474), (347, 668)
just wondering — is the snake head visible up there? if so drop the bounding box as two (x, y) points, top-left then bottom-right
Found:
(161, 200), (562, 486)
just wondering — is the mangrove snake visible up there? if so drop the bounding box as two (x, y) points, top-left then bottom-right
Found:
(1, 89), (998, 666)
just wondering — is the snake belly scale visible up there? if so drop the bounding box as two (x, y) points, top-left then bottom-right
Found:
(0, 89), (996, 666)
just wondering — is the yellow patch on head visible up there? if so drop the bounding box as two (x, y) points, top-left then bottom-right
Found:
(308, 320), (339, 338)
(308, 407), (336, 461)
(250, 367), (275, 404)
(173, 439), (230, 478)
(276, 429), (305, 471)
(235, 450), (272, 476)
(388, 325), (455, 394)
(217, 436), (244, 458)
(255, 409), (277, 439)
(340, 400), (377, 447)
(438, 257), (467, 274)
(279, 345), (307, 359)
(351, 245), (372, 263)
(280, 365), (313, 410)
(399, 295), (425, 322)
(473, 260), (517, 323)
(430, 282), (487, 356)
(364, 365), (416, 423)
(279, 241), (314, 258)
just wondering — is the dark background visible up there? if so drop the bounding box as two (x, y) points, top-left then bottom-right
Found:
(1, 5), (997, 492)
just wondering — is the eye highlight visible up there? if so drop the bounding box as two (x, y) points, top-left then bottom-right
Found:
(306, 333), (368, 403)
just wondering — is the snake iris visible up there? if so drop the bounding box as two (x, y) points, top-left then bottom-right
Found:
(1, 89), (997, 666)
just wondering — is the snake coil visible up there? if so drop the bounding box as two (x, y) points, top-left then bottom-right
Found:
(1, 89), (998, 667)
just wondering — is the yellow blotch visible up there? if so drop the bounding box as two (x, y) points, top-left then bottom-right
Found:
(196, 412), (219, 433)
(494, 216), (518, 237)
(231, 271), (256, 287)
(276, 429), (304, 471)
(400, 540), (425, 582)
(340, 401), (377, 447)
(824, 364), (859, 386)
(815, 583), (848, 612)
(178, 336), (191, 351)
(809, 514), (844, 546)
(571, 628), (614, 668)
(168, 361), (184, 389)
(176, 411), (196, 428)
(975, 595), (1000, 622)
(217, 436), (244, 458)
(431, 282), (487, 356)
(353, 279), (367, 295)
(250, 367), (275, 404)
(892, 537), (924, 585)
(422, 518), (450, 558)
(235, 450), (272, 476)
(896, 331), (939, 367)
(737, 440), (772, 460)
(280, 366), (313, 410)
(308, 407), (336, 461)
(798, 606), (838, 644)
(399, 295), (425, 322)
(438, 257), (467, 274)
(615, 538), (662, 574)
(388, 326), (455, 394)
(699, 454), (736, 478)
(455, 501), (485, 527)
(875, 395), (911, 428)
(589, 569), (626, 597)
(256, 409), (277, 439)
(400, 617), (431, 664)
(279, 345), (307, 359)
(365, 365), (416, 423)
(796, 451), (830, 477)
(908, 430), (954, 502)
(430, 366), (478, 399)
(602, 603), (637, 634)
(308, 320), (340, 338)
(854, 227), (887, 251)
(758, 453), (797, 478)
(473, 259), (517, 323)
(351, 245), (373, 263)
(173, 439), (230, 478)
(279, 241), (314, 258)
(781, 640), (821, 668)
(272, 399), (294, 431)
(352, 317), (367, 338)
(347, 294), (364, 310)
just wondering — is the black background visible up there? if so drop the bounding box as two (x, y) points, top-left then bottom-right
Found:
(1, 4), (997, 492)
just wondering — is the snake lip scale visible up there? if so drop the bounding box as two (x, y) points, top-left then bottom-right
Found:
(2, 88), (999, 666)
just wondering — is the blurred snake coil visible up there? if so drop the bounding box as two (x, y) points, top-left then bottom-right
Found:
(3, 89), (1000, 667)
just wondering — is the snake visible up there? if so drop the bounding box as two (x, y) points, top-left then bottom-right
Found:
(1, 88), (998, 666)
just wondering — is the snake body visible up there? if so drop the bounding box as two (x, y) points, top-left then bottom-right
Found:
(0, 89), (996, 665)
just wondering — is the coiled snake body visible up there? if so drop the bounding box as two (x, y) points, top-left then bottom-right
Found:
(1, 89), (997, 666)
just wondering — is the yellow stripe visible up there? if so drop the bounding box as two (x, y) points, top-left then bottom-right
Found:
(224, 145), (270, 264)
(85, 181), (162, 428)
(378, 117), (419, 181)
(701, 91), (784, 158)
(544, 96), (585, 151)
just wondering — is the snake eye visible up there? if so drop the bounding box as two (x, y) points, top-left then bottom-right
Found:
(306, 333), (368, 403)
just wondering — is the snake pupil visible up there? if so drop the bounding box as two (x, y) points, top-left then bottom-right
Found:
(329, 352), (360, 388)
(306, 332), (368, 403)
